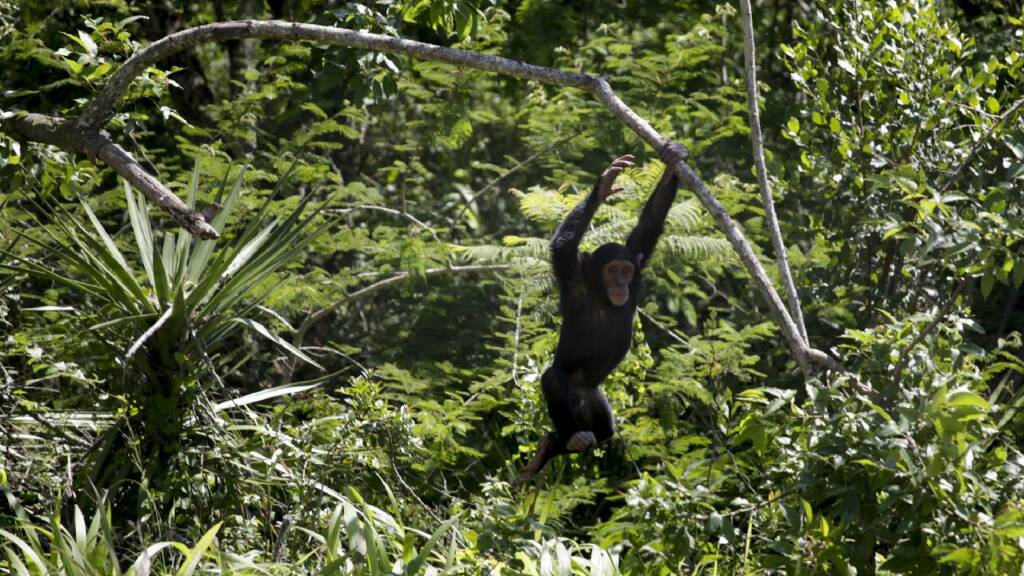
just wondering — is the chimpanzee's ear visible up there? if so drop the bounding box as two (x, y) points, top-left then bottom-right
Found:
(636, 252), (645, 266)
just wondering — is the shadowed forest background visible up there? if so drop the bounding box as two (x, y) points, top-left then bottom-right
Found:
(2, 0), (1024, 573)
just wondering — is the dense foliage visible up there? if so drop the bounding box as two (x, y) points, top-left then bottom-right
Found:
(1, 0), (1023, 573)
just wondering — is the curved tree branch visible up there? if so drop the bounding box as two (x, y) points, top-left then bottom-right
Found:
(0, 19), (839, 372)
(0, 112), (217, 238)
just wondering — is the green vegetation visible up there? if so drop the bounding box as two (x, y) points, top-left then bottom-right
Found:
(1, 0), (1023, 573)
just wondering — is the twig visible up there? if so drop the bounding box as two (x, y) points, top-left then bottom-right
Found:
(892, 278), (970, 385)
(126, 305), (174, 358)
(709, 486), (800, 519)
(739, 0), (808, 348)
(284, 264), (509, 383)
(455, 128), (588, 223)
(941, 96), (1024, 193)
(638, 308), (690, 349)
(329, 204), (440, 243)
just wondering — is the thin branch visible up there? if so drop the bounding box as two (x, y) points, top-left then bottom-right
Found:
(0, 113), (218, 239)
(638, 308), (690, 349)
(284, 264), (509, 382)
(456, 128), (588, 222)
(941, 96), (1024, 193)
(126, 304), (174, 358)
(739, 0), (808, 346)
(77, 20), (594, 130)
(328, 204), (440, 243)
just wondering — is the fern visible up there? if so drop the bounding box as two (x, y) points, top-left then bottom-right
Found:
(516, 187), (571, 225)
(667, 199), (705, 231)
(661, 235), (734, 260)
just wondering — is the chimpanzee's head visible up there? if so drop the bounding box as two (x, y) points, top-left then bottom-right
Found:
(583, 242), (640, 306)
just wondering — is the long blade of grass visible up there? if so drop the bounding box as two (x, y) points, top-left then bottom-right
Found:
(199, 207), (333, 320)
(2, 491), (41, 550)
(186, 219), (276, 312)
(232, 318), (323, 369)
(90, 311), (157, 330)
(173, 522), (222, 576)
(187, 166), (247, 283)
(325, 505), (345, 563)
(0, 530), (46, 573)
(173, 162), (199, 287)
(129, 542), (183, 576)
(356, 496), (389, 575)
(212, 382), (321, 412)
(4, 547), (32, 576)
(80, 199), (147, 303)
(125, 183), (156, 289)
(405, 514), (460, 574)
(224, 220), (276, 278)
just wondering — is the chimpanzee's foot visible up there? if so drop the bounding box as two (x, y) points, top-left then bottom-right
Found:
(518, 432), (554, 482)
(566, 431), (597, 452)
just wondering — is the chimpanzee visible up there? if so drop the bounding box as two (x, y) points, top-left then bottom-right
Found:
(519, 142), (688, 481)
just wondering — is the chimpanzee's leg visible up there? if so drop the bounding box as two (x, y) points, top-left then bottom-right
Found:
(587, 387), (616, 444)
(519, 367), (577, 480)
(565, 385), (614, 451)
(542, 367), (582, 444)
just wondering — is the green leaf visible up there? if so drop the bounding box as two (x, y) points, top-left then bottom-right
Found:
(946, 390), (990, 411)
(405, 513), (459, 573)
(301, 102), (328, 120)
(233, 319), (323, 370)
(986, 96), (1001, 114)
(981, 267), (995, 299)
(938, 547), (975, 565)
(787, 117), (800, 134)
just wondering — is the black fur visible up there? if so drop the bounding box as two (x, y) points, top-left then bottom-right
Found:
(531, 158), (680, 472)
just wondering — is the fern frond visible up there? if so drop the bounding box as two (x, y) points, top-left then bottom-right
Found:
(661, 235), (734, 261)
(517, 188), (571, 225)
(456, 244), (513, 263)
(667, 199), (704, 231)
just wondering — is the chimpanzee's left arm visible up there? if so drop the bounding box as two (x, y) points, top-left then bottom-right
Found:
(626, 143), (688, 267)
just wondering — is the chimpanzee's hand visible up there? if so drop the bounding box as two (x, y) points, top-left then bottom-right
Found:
(566, 431), (597, 452)
(659, 142), (688, 166)
(597, 154), (635, 201)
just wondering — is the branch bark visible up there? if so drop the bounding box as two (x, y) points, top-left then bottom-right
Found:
(0, 113), (218, 239)
(0, 19), (840, 372)
(739, 0), (808, 345)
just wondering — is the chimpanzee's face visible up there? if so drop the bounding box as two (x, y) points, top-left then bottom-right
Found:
(602, 260), (635, 306)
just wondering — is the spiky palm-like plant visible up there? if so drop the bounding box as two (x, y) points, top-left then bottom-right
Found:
(3, 164), (329, 508)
